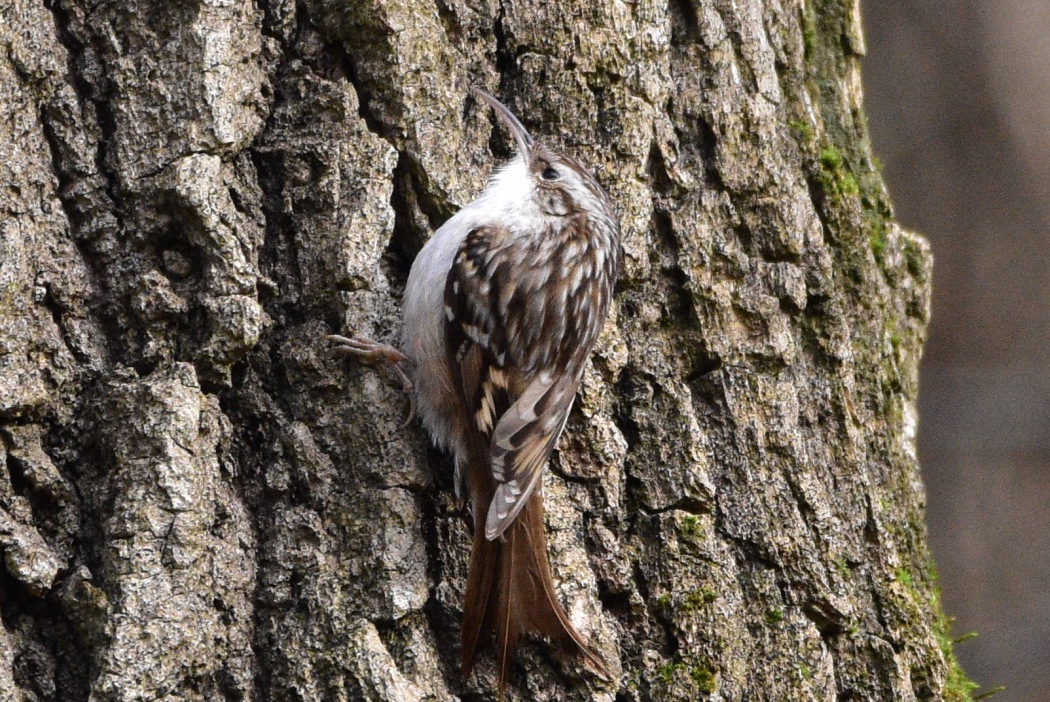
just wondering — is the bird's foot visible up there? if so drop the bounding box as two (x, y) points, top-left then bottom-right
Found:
(328, 334), (408, 365)
(327, 334), (417, 426)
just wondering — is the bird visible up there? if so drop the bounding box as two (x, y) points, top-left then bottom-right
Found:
(329, 87), (621, 695)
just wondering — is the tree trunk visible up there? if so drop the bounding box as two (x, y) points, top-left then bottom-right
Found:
(0, 0), (968, 700)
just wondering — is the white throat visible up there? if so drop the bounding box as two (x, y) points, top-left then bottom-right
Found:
(474, 157), (544, 230)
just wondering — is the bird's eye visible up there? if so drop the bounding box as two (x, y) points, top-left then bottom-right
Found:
(541, 166), (560, 181)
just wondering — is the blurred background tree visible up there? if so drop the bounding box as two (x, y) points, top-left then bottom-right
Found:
(866, 2), (1050, 700)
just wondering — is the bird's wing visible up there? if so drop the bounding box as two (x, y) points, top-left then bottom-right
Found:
(485, 370), (579, 538)
(444, 225), (582, 539)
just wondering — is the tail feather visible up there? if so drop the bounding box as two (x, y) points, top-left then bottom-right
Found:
(461, 524), (497, 677)
(461, 492), (607, 695)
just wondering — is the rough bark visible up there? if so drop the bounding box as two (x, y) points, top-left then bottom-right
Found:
(0, 0), (962, 700)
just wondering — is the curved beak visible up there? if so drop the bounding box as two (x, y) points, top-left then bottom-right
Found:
(471, 87), (534, 157)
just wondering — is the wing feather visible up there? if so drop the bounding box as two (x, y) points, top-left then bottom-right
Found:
(484, 373), (579, 538)
(444, 222), (609, 539)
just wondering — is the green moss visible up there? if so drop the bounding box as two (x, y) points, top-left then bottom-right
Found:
(804, 0), (862, 142)
(680, 515), (702, 538)
(832, 171), (859, 198)
(934, 601), (980, 701)
(659, 662), (684, 684)
(902, 235), (927, 278)
(765, 608), (784, 625)
(894, 567), (915, 589)
(820, 145), (843, 170)
(925, 563), (986, 700)
(868, 214), (888, 261)
(895, 563), (986, 701)
(658, 659), (717, 696)
(799, 663), (813, 680)
(682, 587), (718, 611)
(801, 5), (817, 61)
(690, 666), (717, 694)
(656, 592), (672, 608)
(817, 145), (860, 199)
(801, 0), (903, 283)
(835, 557), (852, 578)
(789, 118), (815, 145)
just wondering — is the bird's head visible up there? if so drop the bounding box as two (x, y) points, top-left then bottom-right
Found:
(472, 88), (613, 223)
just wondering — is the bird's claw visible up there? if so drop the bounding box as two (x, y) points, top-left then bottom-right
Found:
(327, 334), (409, 365)
(327, 334), (416, 426)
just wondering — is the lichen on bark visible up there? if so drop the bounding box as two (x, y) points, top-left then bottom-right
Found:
(0, 0), (963, 700)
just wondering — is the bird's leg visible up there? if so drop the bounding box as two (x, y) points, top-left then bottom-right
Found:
(327, 334), (417, 425)
(328, 334), (408, 366)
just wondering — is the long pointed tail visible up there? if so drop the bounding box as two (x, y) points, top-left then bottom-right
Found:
(460, 492), (607, 693)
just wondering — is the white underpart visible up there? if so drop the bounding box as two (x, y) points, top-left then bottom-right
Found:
(402, 155), (541, 461)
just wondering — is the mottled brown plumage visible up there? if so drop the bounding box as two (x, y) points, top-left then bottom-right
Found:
(330, 88), (620, 696)
(444, 92), (619, 694)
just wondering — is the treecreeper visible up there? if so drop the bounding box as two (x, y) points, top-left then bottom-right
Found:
(330, 88), (621, 696)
